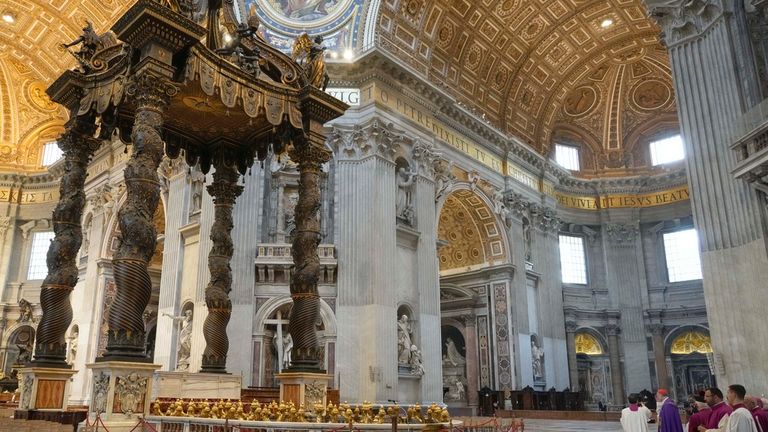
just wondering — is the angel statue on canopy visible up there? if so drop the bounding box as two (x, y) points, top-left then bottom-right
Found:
(292, 33), (330, 90)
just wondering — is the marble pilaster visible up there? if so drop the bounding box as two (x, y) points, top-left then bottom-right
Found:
(414, 167), (441, 404)
(606, 324), (625, 405)
(227, 167), (264, 381)
(565, 320), (579, 391)
(462, 314), (479, 411)
(191, 172), (214, 373)
(649, 324), (669, 390)
(154, 169), (188, 371)
(332, 119), (399, 403)
(602, 223), (651, 392)
(648, 0), (768, 391)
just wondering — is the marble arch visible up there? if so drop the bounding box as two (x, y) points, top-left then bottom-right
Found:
(436, 185), (509, 274)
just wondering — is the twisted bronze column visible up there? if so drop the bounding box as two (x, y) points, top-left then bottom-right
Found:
(101, 73), (177, 361)
(32, 114), (100, 368)
(201, 164), (243, 373)
(286, 144), (331, 371)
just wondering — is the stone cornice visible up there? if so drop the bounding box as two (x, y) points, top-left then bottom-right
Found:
(556, 168), (688, 195)
(328, 50), (687, 195)
(0, 171), (58, 187)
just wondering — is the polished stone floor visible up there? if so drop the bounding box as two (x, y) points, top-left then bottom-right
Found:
(521, 419), (660, 431)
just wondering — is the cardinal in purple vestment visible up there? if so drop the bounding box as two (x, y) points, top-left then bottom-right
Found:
(657, 389), (684, 432)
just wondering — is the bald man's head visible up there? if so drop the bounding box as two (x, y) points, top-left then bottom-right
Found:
(745, 395), (758, 410)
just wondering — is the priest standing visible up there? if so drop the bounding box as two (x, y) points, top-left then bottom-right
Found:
(621, 394), (650, 432)
(699, 387), (734, 431)
(658, 389), (684, 432)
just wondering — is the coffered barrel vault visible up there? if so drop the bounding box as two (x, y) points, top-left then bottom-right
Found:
(377, 0), (678, 176)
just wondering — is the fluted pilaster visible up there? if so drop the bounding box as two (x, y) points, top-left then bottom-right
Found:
(648, 0), (768, 390)
(606, 324), (625, 405)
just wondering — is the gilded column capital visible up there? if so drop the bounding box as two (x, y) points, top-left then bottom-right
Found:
(288, 143), (332, 170)
(646, 0), (724, 47)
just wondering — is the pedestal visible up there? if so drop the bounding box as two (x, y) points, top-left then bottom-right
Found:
(277, 372), (332, 408)
(152, 371), (241, 400)
(18, 367), (77, 410)
(83, 361), (160, 432)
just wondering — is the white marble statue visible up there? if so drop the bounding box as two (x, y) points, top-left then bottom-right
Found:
(455, 379), (465, 401)
(282, 334), (293, 368)
(397, 314), (413, 364)
(165, 310), (193, 371)
(531, 338), (545, 379)
(443, 337), (466, 366)
(67, 328), (79, 365)
(396, 167), (416, 224)
(409, 344), (425, 376)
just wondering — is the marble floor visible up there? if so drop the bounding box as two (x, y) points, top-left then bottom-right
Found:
(521, 419), (660, 431)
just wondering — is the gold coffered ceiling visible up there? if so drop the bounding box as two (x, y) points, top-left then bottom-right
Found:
(0, 0), (134, 172)
(377, 0), (679, 174)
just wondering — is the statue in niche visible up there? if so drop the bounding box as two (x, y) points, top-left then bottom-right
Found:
(397, 315), (413, 364)
(190, 170), (205, 214)
(18, 299), (33, 323)
(443, 376), (466, 401)
(15, 343), (32, 366)
(165, 310), (193, 371)
(396, 167), (417, 226)
(67, 328), (79, 365)
(409, 344), (425, 377)
(443, 337), (466, 367)
(284, 192), (299, 240)
(522, 217), (532, 262)
(531, 335), (545, 380)
(82, 217), (92, 254)
(282, 334), (293, 369)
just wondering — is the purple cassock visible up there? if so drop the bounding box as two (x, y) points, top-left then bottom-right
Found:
(688, 409), (712, 432)
(706, 402), (734, 429)
(752, 408), (768, 432)
(659, 398), (684, 432)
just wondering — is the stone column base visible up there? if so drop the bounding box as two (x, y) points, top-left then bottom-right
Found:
(18, 367), (77, 410)
(82, 361), (160, 431)
(277, 372), (332, 408)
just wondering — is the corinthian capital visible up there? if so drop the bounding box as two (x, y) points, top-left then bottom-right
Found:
(646, 0), (724, 46)
(329, 119), (404, 161)
(125, 71), (179, 111)
(605, 223), (639, 245)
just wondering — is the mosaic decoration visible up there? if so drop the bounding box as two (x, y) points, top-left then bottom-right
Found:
(492, 282), (512, 390)
(670, 331), (712, 355)
(477, 315), (491, 388)
(239, 0), (365, 54)
(575, 332), (603, 355)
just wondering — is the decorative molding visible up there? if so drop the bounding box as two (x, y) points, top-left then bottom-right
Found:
(647, 0), (724, 47)
(329, 119), (404, 162)
(605, 223), (640, 245)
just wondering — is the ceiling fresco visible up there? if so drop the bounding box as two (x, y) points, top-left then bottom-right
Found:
(238, 0), (366, 54)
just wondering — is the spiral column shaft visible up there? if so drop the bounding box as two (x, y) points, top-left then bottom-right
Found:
(201, 164), (243, 373)
(101, 73), (176, 362)
(287, 144), (330, 371)
(33, 114), (99, 368)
